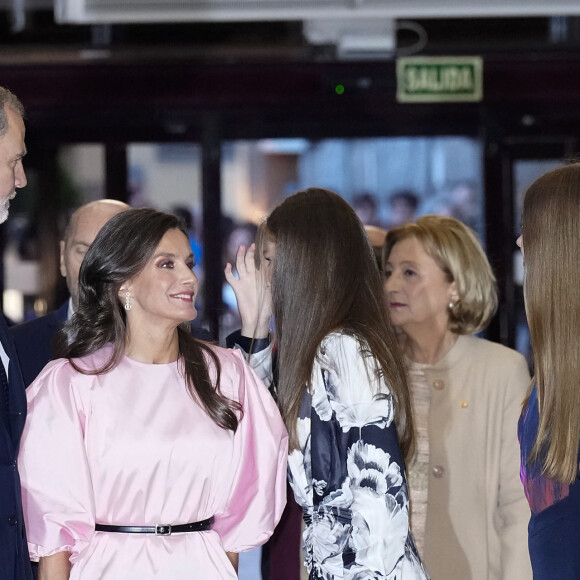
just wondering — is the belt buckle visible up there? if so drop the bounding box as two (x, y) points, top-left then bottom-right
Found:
(155, 524), (171, 536)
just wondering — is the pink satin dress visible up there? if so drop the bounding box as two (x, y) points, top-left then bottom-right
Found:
(19, 344), (288, 579)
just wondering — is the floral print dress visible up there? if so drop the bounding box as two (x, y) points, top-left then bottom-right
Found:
(249, 331), (429, 579)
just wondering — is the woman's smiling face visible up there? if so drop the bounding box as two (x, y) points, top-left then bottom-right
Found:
(123, 228), (198, 328)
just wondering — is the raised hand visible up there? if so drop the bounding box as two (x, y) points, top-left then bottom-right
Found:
(224, 243), (272, 338)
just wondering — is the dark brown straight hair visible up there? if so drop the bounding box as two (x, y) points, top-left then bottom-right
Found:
(54, 207), (241, 432)
(265, 188), (413, 461)
(521, 163), (580, 484)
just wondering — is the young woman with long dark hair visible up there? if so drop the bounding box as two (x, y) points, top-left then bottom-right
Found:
(227, 188), (428, 579)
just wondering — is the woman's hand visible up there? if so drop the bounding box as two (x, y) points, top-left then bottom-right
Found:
(224, 244), (272, 338)
(38, 552), (71, 580)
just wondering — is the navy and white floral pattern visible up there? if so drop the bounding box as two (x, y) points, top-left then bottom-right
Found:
(287, 331), (429, 579)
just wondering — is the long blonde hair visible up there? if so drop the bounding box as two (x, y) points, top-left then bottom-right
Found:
(522, 163), (580, 484)
(264, 188), (413, 461)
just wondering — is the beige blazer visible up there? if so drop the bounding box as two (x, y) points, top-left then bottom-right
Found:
(415, 334), (532, 580)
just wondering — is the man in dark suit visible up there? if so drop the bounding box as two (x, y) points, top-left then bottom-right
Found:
(10, 200), (212, 387)
(0, 86), (33, 580)
(10, 199), (130, 386)
(9, 301), (68, 388)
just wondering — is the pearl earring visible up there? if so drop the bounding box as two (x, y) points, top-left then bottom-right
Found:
(448, 301), (455, 310)
(124, 292), (132, 311)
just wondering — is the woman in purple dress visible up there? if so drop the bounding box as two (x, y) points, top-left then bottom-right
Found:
(517, 163), (580, 578)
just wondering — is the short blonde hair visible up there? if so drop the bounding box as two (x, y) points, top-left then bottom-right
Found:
(383, 214), (497, 335)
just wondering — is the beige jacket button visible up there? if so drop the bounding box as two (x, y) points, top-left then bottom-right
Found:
(432, 465), (445, 478)
(432, 379), (445, 390)
(461, 400), (469, 408)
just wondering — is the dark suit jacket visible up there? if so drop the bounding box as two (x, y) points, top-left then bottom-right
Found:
(10, 302), (213, 388)
(0, 314), (33, 580)
(9, 302), (68, 388)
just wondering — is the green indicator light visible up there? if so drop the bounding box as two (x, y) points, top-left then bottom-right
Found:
(335, 84), (345, 95)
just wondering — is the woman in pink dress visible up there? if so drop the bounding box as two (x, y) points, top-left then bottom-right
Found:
(18, 208), (288, 580)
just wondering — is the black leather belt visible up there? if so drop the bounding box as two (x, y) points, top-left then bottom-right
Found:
(95, 516), (213, 536)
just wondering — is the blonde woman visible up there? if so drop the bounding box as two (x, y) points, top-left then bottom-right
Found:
(517, 163), (580, 578)
(383, 215), (532, 580)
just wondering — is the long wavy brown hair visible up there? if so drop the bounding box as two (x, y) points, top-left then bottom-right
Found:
(265, 188), (413, 461)
(54, 207), (241, 432)
(521, 163), (580, 484)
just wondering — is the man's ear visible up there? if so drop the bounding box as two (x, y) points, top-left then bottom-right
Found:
(59, 240), (67, 278)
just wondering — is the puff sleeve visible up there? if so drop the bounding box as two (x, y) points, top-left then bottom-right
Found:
(18, 359), (95, 564)
(211, 349), (288, 552)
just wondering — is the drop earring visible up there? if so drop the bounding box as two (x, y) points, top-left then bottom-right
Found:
(124, 291), (132, 311)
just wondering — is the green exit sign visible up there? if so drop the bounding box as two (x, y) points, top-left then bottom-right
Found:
(397, 56), (483, 103)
